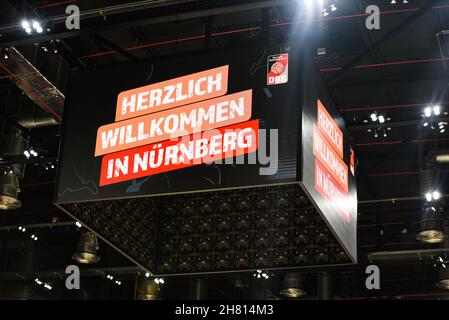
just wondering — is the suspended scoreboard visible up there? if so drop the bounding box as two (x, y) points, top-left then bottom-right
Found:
(55, 43), (357, 274)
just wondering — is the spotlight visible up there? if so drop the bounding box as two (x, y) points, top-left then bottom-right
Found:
(136, 278), (160, 300)
(424, 105), (443, 117)
(434, 105), (441, 116)
(432, 191), (441, 200)
(21, 21), (30, 29)
(72, 232), (100, 264)
(417, 206), (444, 244)
(370, 113), (378, 122)
(31, 21), (43, 34)
(280, 273), (307, 298)
(24, 150), (30, 158)
(253, 270), (270, 280)
(1, 49), (9, 60)
(425, 190), (441, 202)
(436, 267), (449, 290)
(145, 272), (150, 278)
(75, 221), (82, 228)
(0, 172), (22, 210)
(378, 115), (385, 124)
(21, 20), (33, 34)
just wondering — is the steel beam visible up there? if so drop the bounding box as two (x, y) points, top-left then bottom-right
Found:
(327, 0), (436, 87)
(0, 0), (295, 48)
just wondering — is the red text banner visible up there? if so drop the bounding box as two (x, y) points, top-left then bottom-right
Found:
(100, 120), (259, 186)
(314, 159), (350, 223)
(317, 100), (343, 158)
(313, 125), (348, 193)
(96, 90), (252, 156)
(116, 65), (229, 121)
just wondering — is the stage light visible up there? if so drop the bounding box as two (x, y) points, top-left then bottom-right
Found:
(1, 49), (9, 60)
(370, 113), (378, 122)
(432, 191), (441, 200)
(434, 105), (441, 116)
(424, 107), (432, 117)
(145, 272), (150, 278)
(280, 273), (307, 298)
(425, 190), (441, 202)
(417, 206), (444, 244)
(75, 221), (82, 228)
(137, 279), (160, 300)
(436, 268), (449, 289)
(21, 20), (32, 34)
(0, 172), (22, 210)
(72, 232), (100, 264)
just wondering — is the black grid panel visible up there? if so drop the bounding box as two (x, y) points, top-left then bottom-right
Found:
(61, 184), (350, 275)
(62, 198), (160, 269)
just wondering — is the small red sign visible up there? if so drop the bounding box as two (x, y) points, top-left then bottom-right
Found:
(267, 54), (289, 86)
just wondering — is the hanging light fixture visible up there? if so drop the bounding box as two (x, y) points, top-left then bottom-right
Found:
(136, 278), (161, 300)
(417, 206), (445, 244)
(0, 172), (22, 210)
(72, 232), (100, 264)
(436, 266), (449, 289)
(280, 273), (307, 298)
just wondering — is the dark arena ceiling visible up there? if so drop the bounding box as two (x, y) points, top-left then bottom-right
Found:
(0, 0), (448, 302)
